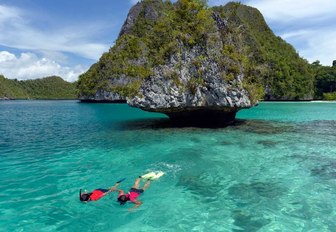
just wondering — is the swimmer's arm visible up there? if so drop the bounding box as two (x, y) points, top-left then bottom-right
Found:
(129, 200), (142, 211)
(109, 182), (121, 191)
(103, 183), (121, 196)
(112, 189), (125, 195)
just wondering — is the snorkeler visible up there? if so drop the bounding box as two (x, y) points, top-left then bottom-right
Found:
(114, 176), (150, 210)
(79, 178), (125, 202)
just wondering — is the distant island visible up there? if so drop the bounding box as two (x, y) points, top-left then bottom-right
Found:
(76, 0), (335, 124)
(0, 75), (77, 100)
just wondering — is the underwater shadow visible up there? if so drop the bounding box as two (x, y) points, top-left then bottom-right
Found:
(231, 119), (294, 134)
(117, 118), (294, 133)
(232, 210), (271, 232)
(294, 120), (336, 136)
(117, 118), (241, 130)
(289, 152), (336, 181)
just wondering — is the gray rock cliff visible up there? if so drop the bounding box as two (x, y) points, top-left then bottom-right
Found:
(79, 0), (304, 125)
(128, 44), (252, 124)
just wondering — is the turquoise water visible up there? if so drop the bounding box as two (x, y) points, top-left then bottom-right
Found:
(1, 101), (336, 231)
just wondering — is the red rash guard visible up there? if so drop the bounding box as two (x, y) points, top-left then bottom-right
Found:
(89, 189), (105, 201)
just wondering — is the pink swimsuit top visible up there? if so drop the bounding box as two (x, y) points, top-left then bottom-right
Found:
(118, 191), (140, 202)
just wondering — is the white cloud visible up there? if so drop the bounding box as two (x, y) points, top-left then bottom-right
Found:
(0, 4), (109, 81)
(245, 0), (336, 23)
(207, 0), (336, 65)
(0, 51), (86, 82)
(281, 30), (313, 41)
(282, 29), (336, 66)
(208, 0), (230, 6)
(243, 0), (336, 65)
(0, 4), (109, 60)
(129, 0), (140, 4)
(0, 51), (16, 62)
(0, 5), (22, 24)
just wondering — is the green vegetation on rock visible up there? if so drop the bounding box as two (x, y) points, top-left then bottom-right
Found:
(77, 0), (323, 103)
(323, 92), (336, 101)
(78, 0), (217, 98)
(0, 75), (77, 99)
(312, 60), (336, 100)
(215, 2), (314, 100)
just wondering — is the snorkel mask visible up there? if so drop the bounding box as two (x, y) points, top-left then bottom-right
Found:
(79, 189), (90, 202)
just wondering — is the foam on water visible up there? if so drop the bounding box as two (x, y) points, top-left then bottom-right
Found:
(0, 101), (336, 231)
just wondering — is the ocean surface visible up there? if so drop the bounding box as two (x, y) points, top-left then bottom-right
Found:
(0, 100), (336, 231)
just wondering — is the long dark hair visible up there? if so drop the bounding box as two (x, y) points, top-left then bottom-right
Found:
(117, 195), (129, 205)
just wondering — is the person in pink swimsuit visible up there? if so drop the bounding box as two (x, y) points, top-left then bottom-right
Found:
(114, 176), (150, 210)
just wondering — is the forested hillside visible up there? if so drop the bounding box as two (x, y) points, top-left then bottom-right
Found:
(0, 75), (77, 99)
(218, 2), (314, 100)
(312, 61), (336, 100)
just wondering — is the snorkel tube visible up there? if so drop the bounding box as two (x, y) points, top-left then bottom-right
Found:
(79, 189), (82, 200)
(116, 178), (126, 183)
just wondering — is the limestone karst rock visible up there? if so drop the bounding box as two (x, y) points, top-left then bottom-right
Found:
(77, 0), (314, 124)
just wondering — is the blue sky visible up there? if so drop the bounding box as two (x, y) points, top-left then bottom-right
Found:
(0, 0), (335, 82)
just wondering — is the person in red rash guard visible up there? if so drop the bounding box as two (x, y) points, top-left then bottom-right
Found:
(79, 182), (121, 202)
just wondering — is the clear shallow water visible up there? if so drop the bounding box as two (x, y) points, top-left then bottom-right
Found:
(0, 100), (336, 231)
